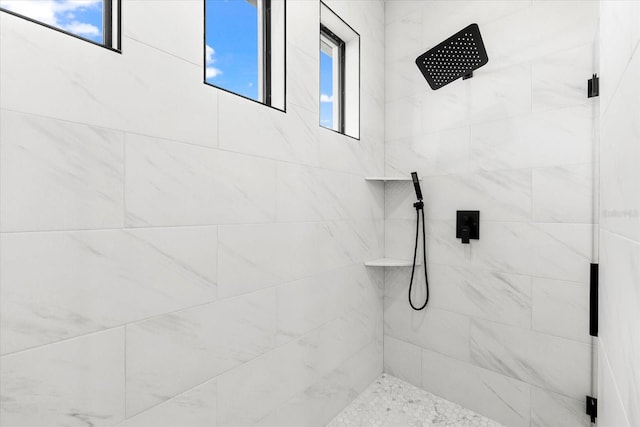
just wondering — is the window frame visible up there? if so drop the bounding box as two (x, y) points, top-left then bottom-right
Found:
(0, 0), (121, 52)
(203, 0), (286, 111)
(320, 24), (346, 134)
(319, 1), (360, 140)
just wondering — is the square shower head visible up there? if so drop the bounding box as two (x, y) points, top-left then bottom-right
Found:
(415, 23), (488, 90)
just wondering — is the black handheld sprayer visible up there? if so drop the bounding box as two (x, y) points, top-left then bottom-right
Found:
(409, 172), (429, 311)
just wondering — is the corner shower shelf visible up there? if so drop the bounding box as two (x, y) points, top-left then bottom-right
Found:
(365, 175), (423, 268)
(364, 258), (422, 267)
(365, 177), (416, 182)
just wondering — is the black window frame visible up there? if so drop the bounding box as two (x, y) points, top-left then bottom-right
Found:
(262, 0), (272, 105)
(204, 0), (284, 110)
(320, 23), (346, 134)
(0, 0), (121, 53)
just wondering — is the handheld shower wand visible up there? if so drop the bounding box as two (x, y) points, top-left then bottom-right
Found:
(409, 172), (429, 311)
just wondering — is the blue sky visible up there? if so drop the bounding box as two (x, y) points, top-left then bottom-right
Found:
(2, 0), (334, 125)
(205, 0), (259, 100)
(320, 50), (334, 129)
(0, 0), (103, 43)
(206, 0), (333, 127)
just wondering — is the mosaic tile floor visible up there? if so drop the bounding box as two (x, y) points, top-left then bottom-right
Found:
(327, 374), (504, 427)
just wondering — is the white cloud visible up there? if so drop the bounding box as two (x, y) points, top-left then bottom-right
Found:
(320, 94), (333, 103)
(65, 20), (100, 36)
(206, 67), (222, 79)
(205, 44), (222, 79)
(0, 0), (101, 33)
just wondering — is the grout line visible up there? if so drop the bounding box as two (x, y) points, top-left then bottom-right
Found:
(124, 35), (202, 68)
(0, 107), (375, 180)
(0, 260), (370, 358)
(0, 218), (381, 235)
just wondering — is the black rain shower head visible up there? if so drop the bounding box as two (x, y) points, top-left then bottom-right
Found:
(415, 23), (488, 90)
(411, 172), (423, 201)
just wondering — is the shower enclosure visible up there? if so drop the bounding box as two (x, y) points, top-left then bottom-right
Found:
(0, 1), (638, 426)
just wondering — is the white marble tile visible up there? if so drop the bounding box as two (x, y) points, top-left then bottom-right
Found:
(472, 222), (592, 283)
(0, 227), (217, 355)
(217, 307), (377, 426)
(217, 91), (319, 166)
(421, 349), (530, 427)
(286, 0), (320, 54)
(124, 0), (202, 66)
(350, 175), (385, 222)
(277, 265), (373, 345)
(470, 319), (591, 399)
(480, 0), (598, 70)
(276, 339), (382, 427)
(0, 328), (125, 427)
(384, 284), (471, 361)
(0, 110), (124, 232)
(385, 55), (428, 104)
(287, 46), (318, 114)
(118, 379), (216, 427)
(317, 129), (383, 176)
(317, 220), (384, 272)
(467, 63), (532, 125)
(419, 0), (532, 52)
(385, 95), (424, 140)
(384, 1), (423, 27)
(384, 218), (464, 264)
(384, 8), (422, 63)
(124, 133), (277, 227)
(337, 0), (385, 49)
(426, 264), (532, 328)
(531, 387), (590, 427)
(532, 43), (595, 113)
(599, 0), (640, 113)
(421, 169), (532, 222)
(217, 222), (318, 298)
(125, 289), (277, 417)
(532, 277), (590, 343)
(533, 163), (594, 224)
(386, 219), (592, 283)
(598, 230), (640, 426)
(421, 83), (470, 134)
(600, 48), (640, 242)
(219, 219), (382, 301)
(471, 104), (594, 171)
(383, 335), (422, 388)
(385, 127), (471, 178)
(0, 16), (218, 147)
(276, 163), (351, 222)
(598, 343), (633, 427)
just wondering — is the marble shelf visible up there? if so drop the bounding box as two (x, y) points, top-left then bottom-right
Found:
(364, 258), (422, 267)
(364, 176), (414, 182)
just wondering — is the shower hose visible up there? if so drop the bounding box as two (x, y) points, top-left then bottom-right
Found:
(408, 204), (429, 311)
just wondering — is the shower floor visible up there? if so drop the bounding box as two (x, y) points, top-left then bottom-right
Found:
(327, 374), (503, 427)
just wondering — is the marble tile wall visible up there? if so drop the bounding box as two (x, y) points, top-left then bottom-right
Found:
(383, 1), (599, 426)
(598, 2), (640, 426)
(0, 1), (385, 426)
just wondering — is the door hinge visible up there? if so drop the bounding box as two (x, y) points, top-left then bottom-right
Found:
(586, 395), (597, 423)
(588, 74), (599, 98)
(590, 263), (598, 337)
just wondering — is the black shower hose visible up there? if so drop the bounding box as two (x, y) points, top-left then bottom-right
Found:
(408, 206), (429, 311)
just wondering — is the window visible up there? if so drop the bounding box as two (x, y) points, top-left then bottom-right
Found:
(0, 0), (120, 50)
(205, 0), (285, 110)
(320, 2), (359, 139)
(320, 26), (344, 132)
